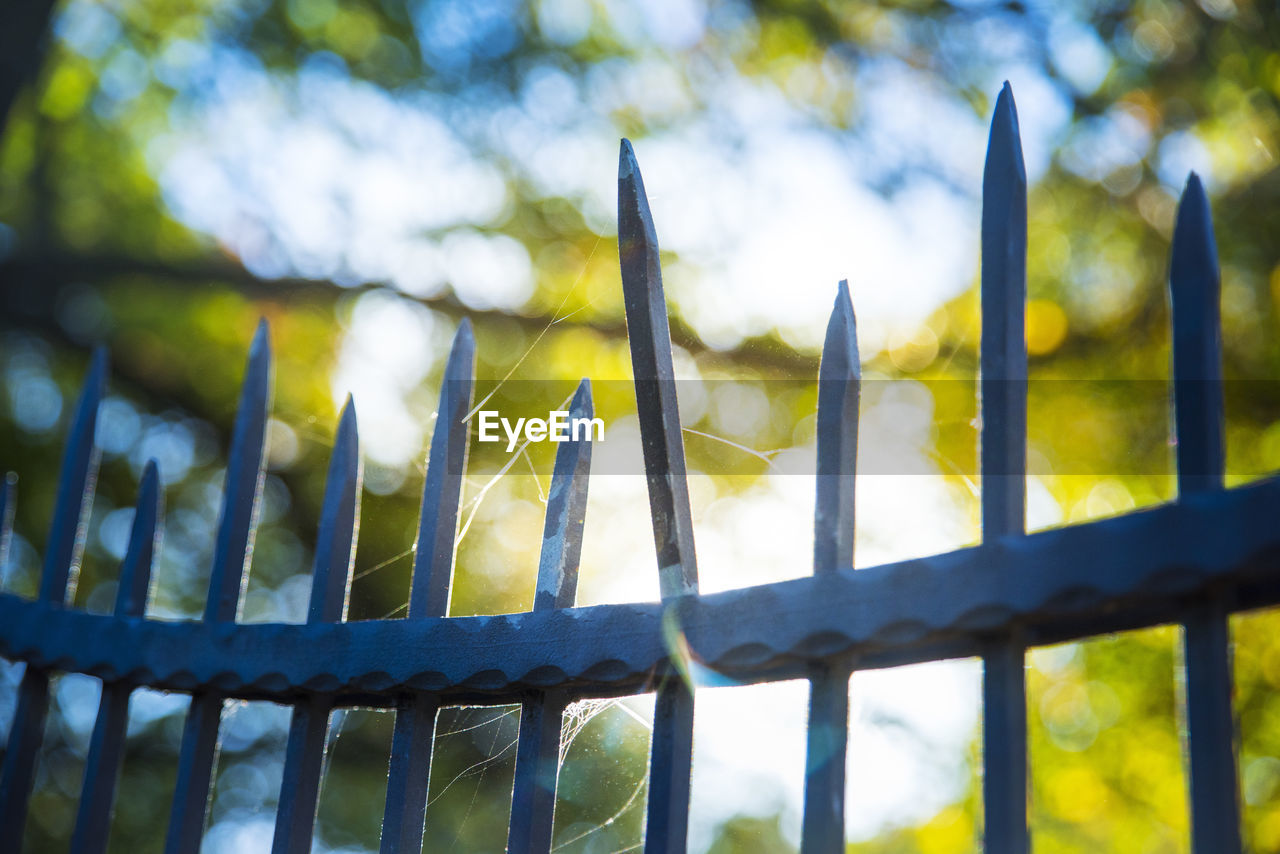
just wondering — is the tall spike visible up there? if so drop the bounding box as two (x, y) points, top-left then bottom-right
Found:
(274, 401), (362, 854)
(113, 461), (162, 616)
(980, 81), (1028, 539)
(205, 319), (272, 623)
(0, 350), (105, 845)
(1170, 173), (1225, 495)
(533, 378), (593, 611)
(407, 319), (474, 620)
(0, 473), (15, 571)
(980, 82), (1029, 854)
(507, 378), (594, 854)
(1169, 173), (1242, 854)
(618, 139), (698, 597)
(307, 399), (361, 623)
(619, 139), (697, 854)
(166, 321), (272, 854)
(813, 280), (860, 573)
(72, 460), (163, 854)
(802, 281), (859, 853)
(40, 346), (107, 603)
(381, 320), (474, 854)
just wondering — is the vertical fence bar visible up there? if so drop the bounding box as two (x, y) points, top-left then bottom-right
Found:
(0, 349), (105, 844)
(1169, 173), (1243, 854)
(979, 82), (1029, 854)
(0, 474), (13, 581)
(801, 280), (860, 854)
(618, 139), (699, 854)
(70, 460), (162, 854)
(379, 321), (474, 854)
(164, 322), (271, 854)
(272, 401), (361, 854)
(507, 378), (593, 854)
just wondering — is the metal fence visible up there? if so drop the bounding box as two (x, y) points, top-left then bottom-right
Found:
(0, 82), (1269, 854)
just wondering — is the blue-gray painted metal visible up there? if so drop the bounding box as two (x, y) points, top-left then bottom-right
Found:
(273, 400), (362, 854)
(813, 279), (859, 574)
(619, 139), (698, 854)
(0, 83), (1273, 854)
(618, 140), (698, 600)
(802, 280), (860, 853)
(0, 349), (105, 846)
(508, 378), (593, 854)
(532, 379), (592, 613)
(0, 475), (13, 571)
(39, 347), (107, 604)
(980, 82), (1029, 854)
(166, 321), (272, 854)
(71, 460), (162, 854)
(1169, 173), (1242, 854)
(380, 320), (474, 854)
(3, 474), (1278, 700)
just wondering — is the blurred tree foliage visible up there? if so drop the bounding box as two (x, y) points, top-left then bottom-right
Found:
(0, 0), (1279, 852)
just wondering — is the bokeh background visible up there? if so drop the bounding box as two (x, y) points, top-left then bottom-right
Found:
(2, 0), (1280, 851)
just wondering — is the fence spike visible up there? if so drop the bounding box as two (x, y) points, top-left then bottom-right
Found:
(980, 81), (1028, 539)
(619, 138), (698, 854)
(408, 319), (474, 620)
(274, 400), (362, 854)
(41, 345), (107, 603)
(1170, 173), (1225, 495)
(979, 81), (1029, 854)
(166, 321), (272, 854)
(307, 398), (361, 624)
(113, 460), (163, 615)
(507, 378), (593, 854)
(72, 459), (163, 854)
(1169, 172), (1242, 854)
(813, 279), (860, 573)
(381, 320), (474, 854)
(205, 318), (272, 623)
(618, 139), (698, 597)
(802, 281), (859, 853)
(0, 349), (105, 846)
(0, 473), (14, 573)
(534, 377), (592, 612)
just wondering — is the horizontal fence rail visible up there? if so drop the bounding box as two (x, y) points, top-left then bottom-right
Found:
(0, 83), (1267, 854)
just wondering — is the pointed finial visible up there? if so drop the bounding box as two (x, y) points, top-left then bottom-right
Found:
(308, 396), (361, 623)
(618, 138), (661, 281)
(986, 82), (1027, 194)
(337, 394), (358, 448)
(115, 459), (162, 617)
(821, 280), (860, 384)
(814, 280), (860, 572)
(445, 319), (476, 383)
(1171, 172), (1218, 304)
(250, 317), (270, 357)
(335, 395), (359, 463)
(534, 377), (594, 612)
(205, 319), (273, 623)
(39, 346), (109, 602)
(569, 376), (592, 416)
(616, 137), (698, 597)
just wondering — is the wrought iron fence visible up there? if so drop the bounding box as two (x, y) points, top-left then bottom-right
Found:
(0, 82), (1268, 853)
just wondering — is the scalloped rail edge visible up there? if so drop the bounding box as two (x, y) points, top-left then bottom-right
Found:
(2, 475), (1278, 704)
